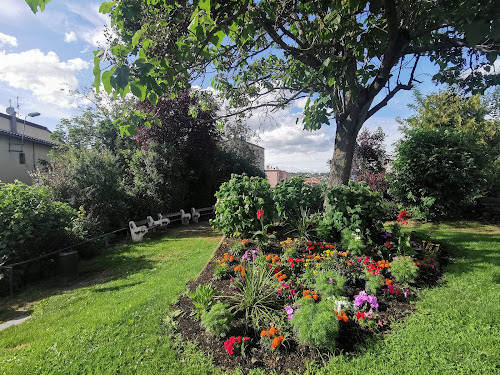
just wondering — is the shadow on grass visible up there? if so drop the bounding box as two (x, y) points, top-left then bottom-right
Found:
(411, 229), (500, 278)
(0, 222), (220, 323)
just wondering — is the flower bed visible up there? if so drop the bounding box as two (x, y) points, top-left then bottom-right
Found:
(172, 211), (446, 373)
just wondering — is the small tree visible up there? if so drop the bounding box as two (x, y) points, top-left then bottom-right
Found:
(389, 127), (489, 219)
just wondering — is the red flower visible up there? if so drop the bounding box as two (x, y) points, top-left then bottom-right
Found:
(257, 209), (264, 220)
(397, 210), (409, 225)
(385, 241), (392, 249)
(355, 312), (365, 320)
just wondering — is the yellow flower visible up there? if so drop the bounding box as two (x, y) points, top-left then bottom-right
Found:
(313, 270), (318, 274)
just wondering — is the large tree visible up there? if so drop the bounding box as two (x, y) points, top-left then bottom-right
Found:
(27, 0), (500, 187)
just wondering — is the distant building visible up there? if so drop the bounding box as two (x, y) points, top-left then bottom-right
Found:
(221, 138), (265, 171)
(0, 110), (57, 184)
(265, 166), (290, 188)
(304, 177), (321, 186)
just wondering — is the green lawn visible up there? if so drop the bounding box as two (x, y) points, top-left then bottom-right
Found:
(0, 222), (499, 374)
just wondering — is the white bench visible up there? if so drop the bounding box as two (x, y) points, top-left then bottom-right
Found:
(129, 216), (162, 242)
(191, 206), (215, 223)
(158, 209), (191, 226)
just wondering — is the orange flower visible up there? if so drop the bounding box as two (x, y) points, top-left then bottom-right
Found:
(271, 335), (284, 349)
(269, 327), (278, 336)
(260, 330), (267, 337)
(385, 278), (393, 285)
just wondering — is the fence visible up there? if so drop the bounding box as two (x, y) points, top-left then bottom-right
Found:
(0, 227), (128, 296)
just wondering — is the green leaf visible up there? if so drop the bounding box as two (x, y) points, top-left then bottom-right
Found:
(464, 22), (489, 46)
(328, 77), (335, 87)
(98, 1), (115, 14)
(153, 118), (161, 127)
(102, 68), (115, 94)
(198, 0), (210, 12)
(25, 0), (51, 13)
(132, 29), (143, 48)
(148, 92), (159, 105)
(93, 56), (101, 93)
(130, 83), (147, 101)
(112, 65), (130, 90)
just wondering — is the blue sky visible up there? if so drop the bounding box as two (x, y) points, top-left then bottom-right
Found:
(0, 0), (446, 173)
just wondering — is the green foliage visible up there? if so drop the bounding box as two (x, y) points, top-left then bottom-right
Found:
(125, 143), (187, 215)
(188, 283), (216, 320)
(212, 263), (230, 281)
(364, 272), (384, 295)
(0, 182), (76, 286)
(273, 177), (324, 224)
(226, 263), (280, 331)
(341, 228), (366, 256)
(390, 257), (419, 287)
(200, 302), (233, 338)
(390, 127), (490, 219)
(313, 271), (345, 298)
(291, 298), (339, 351)
(229, 240), (246, 256)
(32, 147), (128, 233)
(318, 181), (386, 242)
(211, 174), (275, 237)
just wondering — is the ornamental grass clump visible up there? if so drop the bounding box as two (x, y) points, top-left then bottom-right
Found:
(290, 298), (339, 351)
(201, 302), (234, 338)
(227, 264), (280, 331)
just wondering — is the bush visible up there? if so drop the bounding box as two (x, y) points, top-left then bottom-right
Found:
(317, 181), (386, 242)
(313, 271), (345, 298)
(200, 302), (234, 338)
(212, 174), (275, 236)
(273, 177), (324, 225)
(389, 128), (490, 219)
(0, 182), (76, 287)
(291, 298), (339, 351)
(125, 143), (188, 215)
(390, 257), (419, 287)
(33, 148), (128, 233)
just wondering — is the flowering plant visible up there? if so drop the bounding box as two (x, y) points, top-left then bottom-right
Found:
(260, 327), (285, 350)
(252, 209), (276, 249)
(224, 336), (250, 356)
(242, 249), (259, 263)
(277, 281), (297, 299)
(383, 283), (411, 299)
(353, 291), (379, 312)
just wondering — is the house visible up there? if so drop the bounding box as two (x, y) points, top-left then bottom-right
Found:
(0, 109), (57, 184)
(304, 177), (321, 186)
(265, 166), (290, 188)
(221, 137), (265, 171)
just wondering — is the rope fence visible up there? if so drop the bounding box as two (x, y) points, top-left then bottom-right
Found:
(0, 227), (128, 296)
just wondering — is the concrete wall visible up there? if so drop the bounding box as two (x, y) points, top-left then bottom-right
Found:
(0, 134), (53, 184)
(0, 114), (53, 142)
(221, 138), (265, 171)
(265, 168), (290, 188)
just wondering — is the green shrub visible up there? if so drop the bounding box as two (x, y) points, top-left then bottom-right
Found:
(389, 127), (490, 219)
(317, 181), (386, 242)
(0, 182), (76, 287)
(313, 271), (345, 298)
(390, 257), (419, 287)
(211, 174), (275, 237)
(273, 177), (324, 224)
(200, 302), (234, 338)
(291, 298), (339, 351)
(229, 240), (246, 256)
(33, 147), (128, 233)
(188, 283), (216, 319)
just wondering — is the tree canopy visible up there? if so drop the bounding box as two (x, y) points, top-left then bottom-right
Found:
(26, 0), (500, 186)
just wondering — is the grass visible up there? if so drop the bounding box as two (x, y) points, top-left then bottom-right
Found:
(0, 222), (499, 374)
(0, 225), (222, 375)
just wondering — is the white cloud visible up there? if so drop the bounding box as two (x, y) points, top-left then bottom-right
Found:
(64, 31), (78, 43)
(0, 32), (18, 47)
(0, 49), (89, 109)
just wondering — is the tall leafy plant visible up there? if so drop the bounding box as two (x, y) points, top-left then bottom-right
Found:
(212, 174), (275, 237)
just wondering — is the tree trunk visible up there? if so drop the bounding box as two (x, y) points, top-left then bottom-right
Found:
(326, 117), (361, 188)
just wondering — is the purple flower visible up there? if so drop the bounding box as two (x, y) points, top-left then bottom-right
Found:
(284, 306), (294, 320)
(404, 289), (410, 298)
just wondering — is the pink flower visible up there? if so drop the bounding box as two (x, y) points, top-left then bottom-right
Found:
(257, 209), (264, 220)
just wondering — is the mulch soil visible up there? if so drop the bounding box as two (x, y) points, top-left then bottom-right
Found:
(172, 238), (448, 374)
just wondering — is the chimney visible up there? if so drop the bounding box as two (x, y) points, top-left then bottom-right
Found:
(6, 106), (17, 133)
